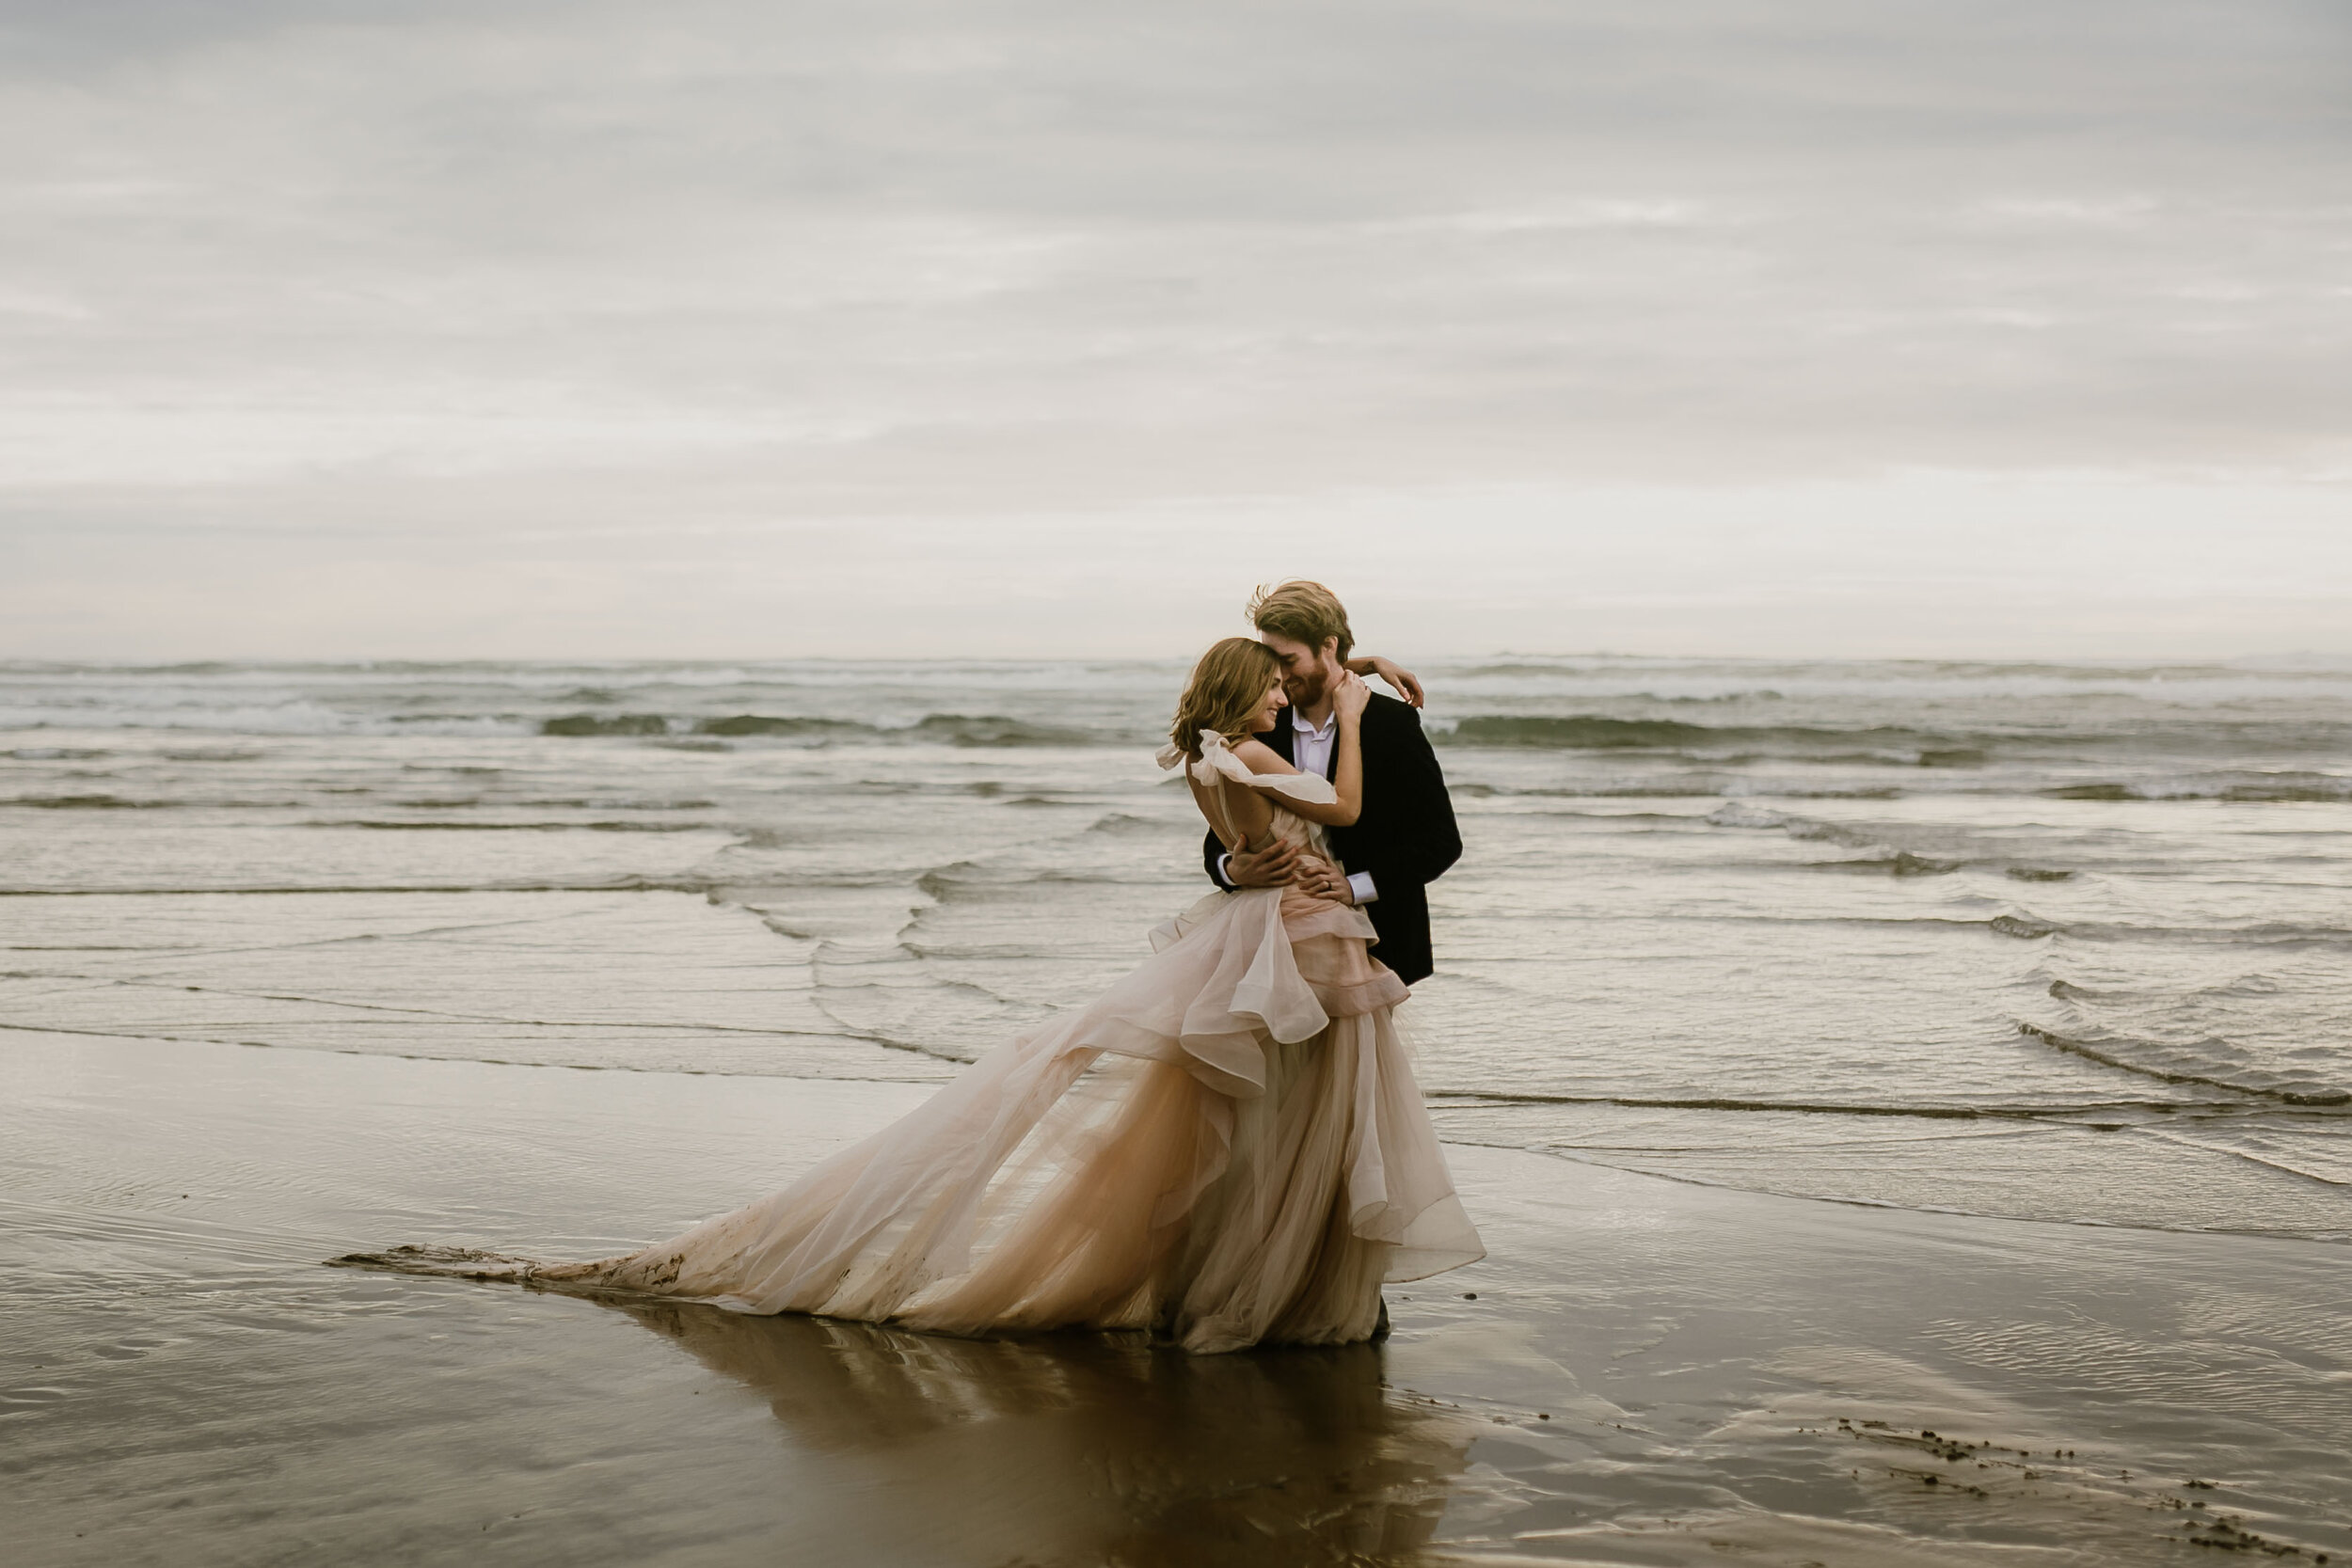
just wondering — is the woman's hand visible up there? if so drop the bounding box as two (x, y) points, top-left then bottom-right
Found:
(1333, 670), (1372, 726)
(1346, 655), (1424, 708)
(1299, 863), (1356, 904)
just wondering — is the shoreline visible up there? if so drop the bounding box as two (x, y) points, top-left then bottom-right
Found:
(6, 1027), (2347, 1565)
(17, 1012), (2342, 1254)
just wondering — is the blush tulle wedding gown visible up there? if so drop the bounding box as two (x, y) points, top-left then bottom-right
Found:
(344, 735), (1483, 1354)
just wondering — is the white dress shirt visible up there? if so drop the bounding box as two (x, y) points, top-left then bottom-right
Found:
(1216, 708), (1378, 904)
(1287, 707), (1339, 781)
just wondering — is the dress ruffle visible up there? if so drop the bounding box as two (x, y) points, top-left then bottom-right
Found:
(1158, 728), (1341, 807)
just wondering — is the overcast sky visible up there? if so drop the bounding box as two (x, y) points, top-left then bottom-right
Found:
(2, 0), (2346, 659)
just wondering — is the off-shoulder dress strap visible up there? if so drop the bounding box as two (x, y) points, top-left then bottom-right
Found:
(1155, 731), (1338, 805)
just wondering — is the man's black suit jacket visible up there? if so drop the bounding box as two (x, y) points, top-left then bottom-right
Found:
(1200, 692), (1461, 985)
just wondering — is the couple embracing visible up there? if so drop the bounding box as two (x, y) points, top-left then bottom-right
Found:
(346, 582), (1483, 1354)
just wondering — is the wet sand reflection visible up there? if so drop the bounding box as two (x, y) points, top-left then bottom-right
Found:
(602, 1297), (1476, 1567)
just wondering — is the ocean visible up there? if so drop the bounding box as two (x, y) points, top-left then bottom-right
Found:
(5, 654), (2347, 1245)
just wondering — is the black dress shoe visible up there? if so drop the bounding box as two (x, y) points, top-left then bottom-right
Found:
(1372, 1296), (1391, 1341)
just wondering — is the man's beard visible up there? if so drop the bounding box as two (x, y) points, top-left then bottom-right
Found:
(1283, 670), (1327, 708)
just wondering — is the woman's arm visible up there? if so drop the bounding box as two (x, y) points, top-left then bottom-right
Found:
(1234, 675), (1368, 828)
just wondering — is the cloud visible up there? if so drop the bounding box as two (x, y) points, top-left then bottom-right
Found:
(0, 0), (2346, 654)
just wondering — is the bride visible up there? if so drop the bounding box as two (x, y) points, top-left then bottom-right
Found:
(344, 638), (1483, 1354)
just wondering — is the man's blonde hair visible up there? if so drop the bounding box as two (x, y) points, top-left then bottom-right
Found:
(1169, 637), (1283, 756)
(1247, 580), (1353, 662)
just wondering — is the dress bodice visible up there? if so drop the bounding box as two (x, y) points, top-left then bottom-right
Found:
(1157, 730), (1340, 866)
(1155, 731), (1388, 977)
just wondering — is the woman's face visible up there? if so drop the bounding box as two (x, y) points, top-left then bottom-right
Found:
(1252, 678), (1288, 734)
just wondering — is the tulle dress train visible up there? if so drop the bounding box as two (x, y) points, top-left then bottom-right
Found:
(343, 736), (1483, 1354)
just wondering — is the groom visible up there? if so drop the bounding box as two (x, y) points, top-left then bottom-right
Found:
(1200, 581), (1462, 985)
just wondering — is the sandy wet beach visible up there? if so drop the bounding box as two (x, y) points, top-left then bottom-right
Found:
(6, 1027), (2346, 1567)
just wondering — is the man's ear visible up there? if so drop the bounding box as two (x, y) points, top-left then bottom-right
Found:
(1319, 636), (1340, 664)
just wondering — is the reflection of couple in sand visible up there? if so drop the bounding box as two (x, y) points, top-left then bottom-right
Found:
(347, 580), (1479, 1354)
(610, 1295), (1474, 1567)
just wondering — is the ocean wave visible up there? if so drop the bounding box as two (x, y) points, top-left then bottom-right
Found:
(1704, 802), (1907, 848)
(1994, 912), (2352, 949)
(3, 793), (309, 810)
(695, 715), (865, 737)
(2015, 1022), (2351, 1107)
(1992, 913), (2063, 939)
(1806, 851), (1963, 877)
(509, 797), (718, 811)
(1708, 804), (2084, 883)
(1441, 713), (2352, 765)
(303, 819), (717, 833)
(898, 715), (1099, 747)
(914, 862), (990, 902)
(539, 713), (672, 736)
(1086, 813), (1171, 836)
(1422, 1088), (2298, 1120)
(1706, 801), (1794, 829)
(1440, 715), (1947, 752)
(534, 712), (1103, 746)
(2048, 974), (2290, 1003)
(0, 873), (731, 897)
(0, 705), (544, 738)
(2076, 915), (2348, 946)
(2042, 772), (2352, 802)
(2136, 1129), (2352, 1190)
(0, 794), (729, 816)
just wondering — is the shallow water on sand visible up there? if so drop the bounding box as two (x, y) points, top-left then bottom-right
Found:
(7, 1033), (2347, 1566)
(4, 656), (2347, 1240)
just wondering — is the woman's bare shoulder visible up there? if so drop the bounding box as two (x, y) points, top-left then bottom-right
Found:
(1231, 737), (1300, 776)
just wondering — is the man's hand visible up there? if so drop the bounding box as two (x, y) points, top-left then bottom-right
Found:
(1225, 839), (1302, 888)
(1346, 655), (1425, 708)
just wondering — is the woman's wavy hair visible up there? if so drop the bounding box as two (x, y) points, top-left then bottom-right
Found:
(1169, 637), (1282, 757)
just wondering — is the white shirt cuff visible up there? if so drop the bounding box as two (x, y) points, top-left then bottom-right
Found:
(1216, 852), (1234, 888)
(1348, 870), (1378, 905)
